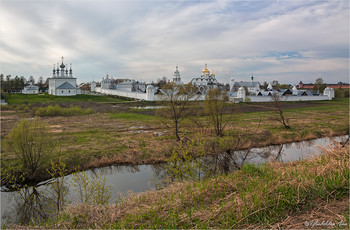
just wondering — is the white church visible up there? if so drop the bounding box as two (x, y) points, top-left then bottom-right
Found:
(48, 57), (81, 96)
(190, 64), (218, 94)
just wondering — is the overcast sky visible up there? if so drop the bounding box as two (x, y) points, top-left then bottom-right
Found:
(1, 0), (349, 85)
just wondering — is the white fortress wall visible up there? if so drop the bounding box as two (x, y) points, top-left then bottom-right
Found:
(100, 88), (148, 100)
(246, 95), (331, 102)
(95, 87), (206, 101)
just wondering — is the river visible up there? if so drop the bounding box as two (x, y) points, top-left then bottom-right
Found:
(1, 135), (347, 225)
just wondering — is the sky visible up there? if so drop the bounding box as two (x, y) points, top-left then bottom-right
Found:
(0, 0), (349, 85)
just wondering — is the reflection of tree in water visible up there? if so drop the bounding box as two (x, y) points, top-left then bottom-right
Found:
(149, 163), (169, 189)
(203, 145), (285, 176)
(90, 165), (141, 176)
(254, 144), (285, 162)
(2, 182), (69, 225)
(153, 143), (288, 188)
(2, 186), (51, 225)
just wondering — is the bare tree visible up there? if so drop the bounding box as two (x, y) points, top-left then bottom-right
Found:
(204, 88), (231, 137)
(157, 82), (198, 141)
(37, 76), (44, 92)
(314, 77), (327, 92)
(28, 76), (35, 85)
(271, 80), (280, 90)
(270, 92), (290, 129)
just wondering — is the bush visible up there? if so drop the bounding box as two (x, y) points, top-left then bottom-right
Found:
(34, 105), (94, 117)
(71, 169), (112, 205)
(334, 88), (350, 98)
(5, 118), (55, 180)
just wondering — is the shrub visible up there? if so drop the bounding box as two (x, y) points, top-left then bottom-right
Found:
(5, 118), (55, 180)
(34, 105), (94, 117)
(334, 88), (349, 98)
(71, 169), (112, 205)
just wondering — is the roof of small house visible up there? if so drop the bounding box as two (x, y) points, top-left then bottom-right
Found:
(297, 90), (313, 96)
(234, 81), (260, 88)
(279, 89), (293, 95)
(56, 82), (76, 89)
(24, 84), (38, 90)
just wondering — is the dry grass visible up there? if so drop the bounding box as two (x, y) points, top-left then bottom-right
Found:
(1, 99), (348, 185)
(19, 142), (348, 229)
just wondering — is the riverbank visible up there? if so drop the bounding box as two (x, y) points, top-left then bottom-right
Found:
(1, 98), (349, 185)
(9, 141), (348, 229)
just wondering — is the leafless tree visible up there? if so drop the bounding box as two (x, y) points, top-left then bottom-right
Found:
(204, 88), (231, 137)
(270, 91), (290, 129)
(157, 82), (198, 141)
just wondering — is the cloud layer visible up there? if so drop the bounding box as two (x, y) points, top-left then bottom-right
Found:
(1, 0), (348, 84)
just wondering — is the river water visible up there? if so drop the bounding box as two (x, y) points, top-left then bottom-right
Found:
(1, 135), (347, 225)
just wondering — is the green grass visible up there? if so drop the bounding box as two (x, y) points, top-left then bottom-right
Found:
(2, 93), (129, 105)
(1, 97), (348, 188)
(109, 112), (155, 122)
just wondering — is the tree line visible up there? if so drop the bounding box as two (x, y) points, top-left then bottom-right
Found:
(0, 74), (47, 93)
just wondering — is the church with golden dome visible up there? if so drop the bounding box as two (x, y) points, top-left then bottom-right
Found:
(190, 64), (218, 94)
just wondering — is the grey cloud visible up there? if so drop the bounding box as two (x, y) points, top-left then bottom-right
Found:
(0, 0), (348, 84)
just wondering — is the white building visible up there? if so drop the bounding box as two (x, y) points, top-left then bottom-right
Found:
(100, 74), (146, 93)
(48, 57), (80, 96)
(101, 74), (114, 89)
(190, 64), (218, 94)
(230, 75), (260, 95)
(91, 80), (96, 92)
(173, 66), (182, 85)
(22, 84), (39, 94)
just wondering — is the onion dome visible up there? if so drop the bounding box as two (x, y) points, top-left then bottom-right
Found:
(202, 63), (210, 75)
(60, 56), (65, 69)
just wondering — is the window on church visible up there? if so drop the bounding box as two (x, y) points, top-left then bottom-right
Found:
(69, 90), (70, 93)
(62, 91), (64, 93)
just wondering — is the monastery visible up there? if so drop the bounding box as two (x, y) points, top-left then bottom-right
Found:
(95, 63), (334, 102)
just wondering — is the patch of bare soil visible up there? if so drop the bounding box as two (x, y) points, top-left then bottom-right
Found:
(50, 124), (63, 133)
(0, 111), (28, 137)
(269, 197), (349, 229)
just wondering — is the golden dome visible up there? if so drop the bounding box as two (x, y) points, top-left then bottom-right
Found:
(202, 63), (210, 74)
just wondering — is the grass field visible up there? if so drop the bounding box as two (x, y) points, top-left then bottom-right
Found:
(1, 96), (349, 184)
(2, 93), (131, 104)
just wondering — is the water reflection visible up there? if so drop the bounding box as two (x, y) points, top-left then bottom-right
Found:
(161, 135), (348, 183)
(1, 186), (58, 225)
(1, 135), (347, 225)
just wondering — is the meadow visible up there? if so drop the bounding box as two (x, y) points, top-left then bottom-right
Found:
(1, 94), (349, 229)
(1, 94), (349, 184)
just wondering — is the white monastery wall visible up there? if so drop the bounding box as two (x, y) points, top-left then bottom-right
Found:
(96, 87), (206, 101)
(246, 95), (332, 102)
